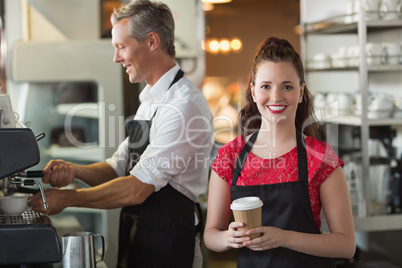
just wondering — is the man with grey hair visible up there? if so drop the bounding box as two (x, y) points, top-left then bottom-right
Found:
(29, 0), (213, 267)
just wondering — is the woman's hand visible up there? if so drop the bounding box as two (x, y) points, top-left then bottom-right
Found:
(243, 226), (288, 251)
(225, 222), (251, 249)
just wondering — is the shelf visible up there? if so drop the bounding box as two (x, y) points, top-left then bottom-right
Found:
(304, 15), (402, 35)
(57, 103), (99, 119)
(62, 207), (106, 214)
(354, 214), (402, 232)
(366, 19), (402, 30)
(307, 66), (359, 72)
(368, 65), (402, 72)
(46, 145), (104, 162)
(321, 115), (402, 126)
(307, 65), (402, 72)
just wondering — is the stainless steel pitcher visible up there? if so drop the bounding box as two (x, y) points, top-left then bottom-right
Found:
(62, 231), (105, 268)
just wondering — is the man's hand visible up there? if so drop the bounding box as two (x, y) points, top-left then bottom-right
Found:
(42, 159), (76, 187)
(28, 189), (68, 215)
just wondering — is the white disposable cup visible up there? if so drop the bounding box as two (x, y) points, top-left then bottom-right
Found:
(231, 196), (263, 239)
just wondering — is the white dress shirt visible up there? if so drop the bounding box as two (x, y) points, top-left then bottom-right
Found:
(106, 65), (213, 202)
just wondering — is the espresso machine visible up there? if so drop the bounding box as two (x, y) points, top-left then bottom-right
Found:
(0, 128), (61, 267)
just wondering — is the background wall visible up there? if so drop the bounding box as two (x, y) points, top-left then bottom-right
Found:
(205, 0), (300, 82)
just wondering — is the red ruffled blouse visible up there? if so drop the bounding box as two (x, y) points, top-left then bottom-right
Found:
(211, 135), (344, 229)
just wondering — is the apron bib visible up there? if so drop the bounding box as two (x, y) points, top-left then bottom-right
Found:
(117, 70), (196, 268)
(231, 131), (335, 268)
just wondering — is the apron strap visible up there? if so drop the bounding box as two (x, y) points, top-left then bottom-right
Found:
(150, 69), (184, 120)
(231, 131), (259, 186)
(296, 130), (308, 184)
(231, 130), (308, 186)
(125, 68), (184, 174)
(169, 69), (184, 88)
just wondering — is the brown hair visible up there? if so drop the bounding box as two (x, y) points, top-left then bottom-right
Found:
(239, 37), (319, 139)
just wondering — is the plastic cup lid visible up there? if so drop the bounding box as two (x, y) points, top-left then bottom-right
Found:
(230, 196), (263, 210)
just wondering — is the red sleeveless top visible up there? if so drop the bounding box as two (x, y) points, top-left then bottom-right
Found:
(211, 135), (344, 229)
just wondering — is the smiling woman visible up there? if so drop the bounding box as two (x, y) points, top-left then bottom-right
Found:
(204, 37), (356, 267)
(250, 61), (304, 127)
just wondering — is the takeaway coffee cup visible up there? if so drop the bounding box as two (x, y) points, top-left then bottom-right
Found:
(230, 196), (263, 239)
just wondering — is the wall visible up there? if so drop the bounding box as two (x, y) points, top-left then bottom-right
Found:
(205, 0), (300, 82)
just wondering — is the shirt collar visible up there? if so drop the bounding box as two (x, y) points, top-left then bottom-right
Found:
(139, 64), (180, 103)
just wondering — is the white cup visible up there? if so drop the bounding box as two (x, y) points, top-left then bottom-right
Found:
(366, 43), (384, 55)
(400, 42), (402, 64)
(383, 42), (401, 65)
(353, 0), (361, 21)
(394, 97), (402, 118)
(380, 0), (400, 20)
(312, 53), (331, 69)
(338, 93), (355, 114)
(313, 92), (327, 108)
(369, 95), (395, 111)
(345, 0), (361, 23)
(345, 0), (355, 23)
(338, 46), (349, 59)
(366, 43), (384, 66)
(0, 196), (28, 216)
(383, 43), (401, 65)
(363, 0), (381, 20)
(347, 45), (359, 67)
(384, 42), (401, 55)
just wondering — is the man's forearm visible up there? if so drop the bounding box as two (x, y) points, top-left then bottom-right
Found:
(66, 175), (155, 209)
(74, 162), (118, 186)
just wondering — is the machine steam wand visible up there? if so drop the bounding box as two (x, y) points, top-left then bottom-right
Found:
(8, 171), (48, 210)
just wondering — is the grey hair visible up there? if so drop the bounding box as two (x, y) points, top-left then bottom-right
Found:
(111, 0), (176, 57)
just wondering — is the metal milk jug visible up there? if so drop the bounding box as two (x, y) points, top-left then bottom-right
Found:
(62, 231), (105, 268)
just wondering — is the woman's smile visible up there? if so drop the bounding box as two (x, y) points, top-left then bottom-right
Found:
(251, 61), (303, 122)
(267, 105), (287, 113)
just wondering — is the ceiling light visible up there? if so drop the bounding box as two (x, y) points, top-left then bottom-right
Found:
(231, 39), (242, 51)
(208, 40), (220, 53)
(219, 39), (230, 53)
(202, 3), (214, 11)
(202, 0), (232, 3)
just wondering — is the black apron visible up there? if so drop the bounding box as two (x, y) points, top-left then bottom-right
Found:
(231, 130), (335, 268)
(117, 69), (196, 268)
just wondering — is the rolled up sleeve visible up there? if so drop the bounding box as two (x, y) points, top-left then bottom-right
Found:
(131, 99), (213, 192)
(105, 138), (129, 177)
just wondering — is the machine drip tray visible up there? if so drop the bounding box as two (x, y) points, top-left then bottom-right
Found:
(0, 208), (43, 225)
(0, 208), (61, 265)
